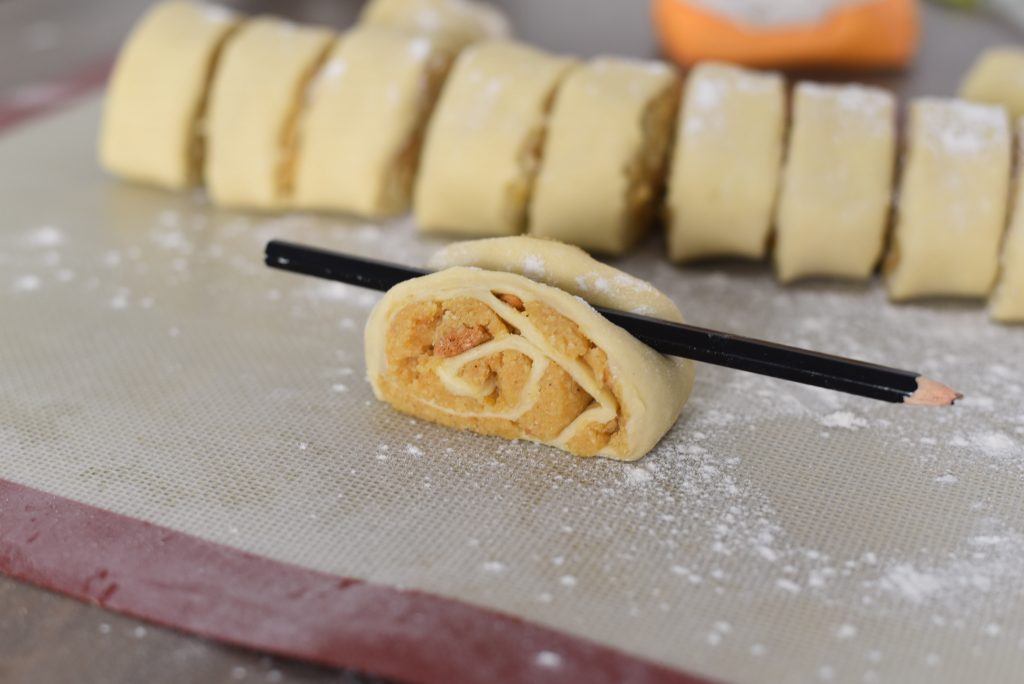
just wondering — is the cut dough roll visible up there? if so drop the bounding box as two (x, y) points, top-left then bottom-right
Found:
(293, 27), (453, 217)
(529, 58), (682, 255)
(204, 17), (334, 209)
(366, 237), (695, 460)
(360, 0), (509, 50)
(959, 47), (1024, 119)
(885, 99), (1012, 301)
(99, 1), (240, 189)
(990, 118), (1024, 323)
(414, 40), (576, 236)
(666, 62), (785, 262)
(774, 82), (896, 282)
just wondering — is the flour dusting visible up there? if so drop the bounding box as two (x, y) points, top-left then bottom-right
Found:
(819, 411), (868, 430)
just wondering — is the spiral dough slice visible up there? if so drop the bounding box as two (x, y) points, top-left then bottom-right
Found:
(365, 237), (695, 460)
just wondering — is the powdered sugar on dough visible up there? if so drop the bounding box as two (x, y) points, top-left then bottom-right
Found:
(429, 236), (684, 322)
(917, 98), (1009, 156)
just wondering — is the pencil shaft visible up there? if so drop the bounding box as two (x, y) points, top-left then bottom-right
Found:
(265, 240), (921, 403)
(599, 310), (917, 402)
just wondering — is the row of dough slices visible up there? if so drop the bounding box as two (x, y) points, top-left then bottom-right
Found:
(99, 0), (505, 211)
(417, 60), (1022, 323)
(100, 1), (1024, 324)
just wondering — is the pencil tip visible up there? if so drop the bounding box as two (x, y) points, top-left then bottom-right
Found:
(905, 376), (963, 407)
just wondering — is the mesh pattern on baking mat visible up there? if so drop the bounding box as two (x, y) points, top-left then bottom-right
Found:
(2, 99), (1024, 684)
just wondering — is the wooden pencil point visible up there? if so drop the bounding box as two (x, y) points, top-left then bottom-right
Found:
(905, 376), (963, 407)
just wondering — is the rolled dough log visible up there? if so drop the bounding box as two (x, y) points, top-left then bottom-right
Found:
(360, 0), (509, 50)
(414, 41), (575, 236)
(774, 82), (896, 282)
(959, 47), (1024, 120)
(885, 98), (1012, 301)
(293, 27), (453, 217)
(366, 236), (695, 460)
(990, 118), (1024, 323)
(529, 58), (682, 255)
(99, 1), (240, 189)
(204, 17), (334, 209)
(666, 62), (785, 262)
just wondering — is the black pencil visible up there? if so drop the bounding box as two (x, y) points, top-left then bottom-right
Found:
(264, 240), (961, 407)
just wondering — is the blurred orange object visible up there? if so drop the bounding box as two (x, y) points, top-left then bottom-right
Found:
(652, 0), (919, 70)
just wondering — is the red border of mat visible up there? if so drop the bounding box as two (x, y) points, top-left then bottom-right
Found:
(0, 60), (112, 133)
(0, 479), (713, 684)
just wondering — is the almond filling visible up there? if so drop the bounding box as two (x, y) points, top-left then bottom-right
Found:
(378, 292), (627, 456)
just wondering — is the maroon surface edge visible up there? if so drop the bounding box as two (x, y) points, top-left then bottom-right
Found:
(0, 60), (112, 133)
(0, 479), (716, 684)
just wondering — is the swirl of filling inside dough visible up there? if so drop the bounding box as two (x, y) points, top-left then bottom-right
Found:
(365, 237), (695, 460)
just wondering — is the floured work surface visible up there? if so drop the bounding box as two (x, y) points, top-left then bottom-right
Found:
(2, 99), (1024, 684)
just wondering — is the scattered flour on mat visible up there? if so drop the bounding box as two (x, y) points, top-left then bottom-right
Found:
(534, 651), (562, 668)
(866, 519), (1024, 611)
(623, 465), (653, 486)
(835, 624), (857, 640)
(971, 431), (1016, 458)
(12, 274), (41, 292)
(23, 225), (64, 247)
(820, 411), (868, 430)
(150, 227), (193, 253)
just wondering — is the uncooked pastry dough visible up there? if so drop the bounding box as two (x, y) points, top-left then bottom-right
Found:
(666, 62), (785, 262)
(204, 17), (334, 209)
(365, 236), (695, 460)
(293, 27), (452, 217)
(529, 58), (681, 255)
(429, 236), (685, 318)
(414, 41), (575, 236)
(774, 82), (896, 282)
(990, 118), (1024, 323)
(99, 1), (240, 189)
(885, 98), (1011, 301)
(959, 46), (1024, 120)
(360, 0), (509, 50)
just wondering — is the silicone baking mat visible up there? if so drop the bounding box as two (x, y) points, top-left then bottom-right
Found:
(3, 97), (1024, 684)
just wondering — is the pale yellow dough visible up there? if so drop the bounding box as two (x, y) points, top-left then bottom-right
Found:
(774, 82), (896, 282)
(666, 62), (785, 262)
(360, 0), (508, 51)
(429, 236), (684, 319)
(529, 58), (681, 255)
(885, 99), (1012, 301)
(99, 1), (240, 189)
(990, 118), (1024, 323)
(959, 47), (1024, 119)
(366, 237), (695, 460)
(204, 17), (334, 209)
(414, 41), (575, 236)
(293, 27), (452, 217)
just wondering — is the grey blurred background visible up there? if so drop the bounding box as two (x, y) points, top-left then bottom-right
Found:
(3, 0), (1019, 109)
(0, 0), (657, 104)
